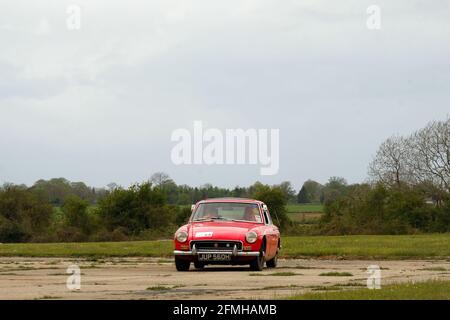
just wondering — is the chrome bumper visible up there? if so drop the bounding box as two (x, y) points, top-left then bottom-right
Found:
(173, 250), (260, 257)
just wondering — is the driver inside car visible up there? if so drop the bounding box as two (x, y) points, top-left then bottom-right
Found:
(243, 206), (258, 222)
(202, 206), (219, 219)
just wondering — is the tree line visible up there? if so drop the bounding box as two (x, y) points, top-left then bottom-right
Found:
(0, 178), (291, 243)
(0, 117), (448, 242)
(4, 174), (343, 211)
(319, 118), (449, 235)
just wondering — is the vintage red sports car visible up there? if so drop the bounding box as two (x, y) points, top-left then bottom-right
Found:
(173, 198), (280, 271)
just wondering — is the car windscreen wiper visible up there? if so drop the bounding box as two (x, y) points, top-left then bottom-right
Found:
(210, 216), (230, 221)
(231, 219), (255, 223)
(193, 217), (230, 221)
(193, 218), (212, 222)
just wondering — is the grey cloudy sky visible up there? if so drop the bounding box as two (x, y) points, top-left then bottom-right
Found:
(1, 0), (449, 190)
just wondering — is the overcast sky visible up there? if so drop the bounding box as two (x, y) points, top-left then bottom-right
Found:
(1, 0), (449, 190)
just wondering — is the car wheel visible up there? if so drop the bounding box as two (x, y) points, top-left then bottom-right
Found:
(250, 253), (265, 271)
(175, 257), (190, 271)
(194, 261), (205, 270)
(266, 251), (278, 268)
(250, 240), (266, 271)
(250, 241), (266, 271)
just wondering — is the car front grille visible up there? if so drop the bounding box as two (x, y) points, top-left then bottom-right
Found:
(190, 240), (242, 252)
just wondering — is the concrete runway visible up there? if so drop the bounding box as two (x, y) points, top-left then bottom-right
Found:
(0, 257), (449, 299)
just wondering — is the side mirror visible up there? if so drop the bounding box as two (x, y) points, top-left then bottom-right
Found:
(191, 204), (196, 212)
(262, 204), (268, 211)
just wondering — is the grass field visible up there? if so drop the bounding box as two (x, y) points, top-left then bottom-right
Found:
(288, 212), (322, 223)
(286, 204), (323, 213)
(286, 203), (323, 223)
(281, 234), (450, 259)
(0, 234), (449, 259)
(288, 280), (450, 300)
(0, 240), (173, 257)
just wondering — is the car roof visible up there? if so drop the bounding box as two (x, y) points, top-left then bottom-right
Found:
(196, 197), (264, 205)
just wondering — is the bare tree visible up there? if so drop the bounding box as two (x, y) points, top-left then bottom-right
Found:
(150, 172), (171, 187)
(408, 119), (450, 190)
(107, 182), (119, 191)
(369, 118), (450, 193)
(368, 136), (412, 186)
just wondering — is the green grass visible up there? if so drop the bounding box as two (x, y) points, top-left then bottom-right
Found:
(267, 272), (299, 276)
(262, 285), (300, 290)
(146, 285), (172, 291)
(146, 284), (185, 290)
(319, 272), (353, 277)
(0, 234), (449, 259)
(0, 240), (173, 257)
(34, 295), (63, 300)
(288, 280), (450, 300)
(249, 272), (299, 276)
(418, 267), (447, 272)
(286, 204), (323, 213)
(281, 234), (450, 259)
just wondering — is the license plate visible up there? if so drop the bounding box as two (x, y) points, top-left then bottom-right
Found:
(198, 253), (231, 261)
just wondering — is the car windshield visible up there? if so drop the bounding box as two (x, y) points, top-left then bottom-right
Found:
(192, 202), (263, 223)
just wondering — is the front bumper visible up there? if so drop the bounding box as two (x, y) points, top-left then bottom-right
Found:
(173, 250), (260, 256)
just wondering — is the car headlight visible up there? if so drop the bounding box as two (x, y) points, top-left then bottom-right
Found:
(176, 231), (188, 243)
(245, 231), (257, 243)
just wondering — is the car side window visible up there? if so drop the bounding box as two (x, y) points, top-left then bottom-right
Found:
(263, 210), (271, 225)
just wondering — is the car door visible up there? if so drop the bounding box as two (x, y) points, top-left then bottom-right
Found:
(262, 205), (279, 259)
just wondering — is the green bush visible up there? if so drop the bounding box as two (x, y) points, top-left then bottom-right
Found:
(251, 184), (291, 230)
(0, 217), (28, 242)
(56, 226), (88, 242)
(62, 196), (92, 235)
(319, 184), (450, 235)
(97, 182), (174, 236)
(176, 206), (192, 225)
(0, 185), (52, 242)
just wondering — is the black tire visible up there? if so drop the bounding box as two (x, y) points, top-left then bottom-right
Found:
(250, 240), (266, 271)
(175, 257), (190, 271)
(250, 254), (265, 271)
(194, 261), (205, 270)
(266, 252), (278, 268)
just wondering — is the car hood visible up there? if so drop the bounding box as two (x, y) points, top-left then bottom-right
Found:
(189, 221), (260, 240)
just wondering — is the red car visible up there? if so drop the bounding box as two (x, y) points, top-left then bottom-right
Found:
(173, 198), (280, 271)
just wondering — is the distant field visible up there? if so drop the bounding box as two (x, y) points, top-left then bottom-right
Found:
(288, 280), (450, 300)
(286, 204), (324, 213)
(288, 212), (323, 223)
(0, 234), (449, 259)
(286, 203), (323, 222)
